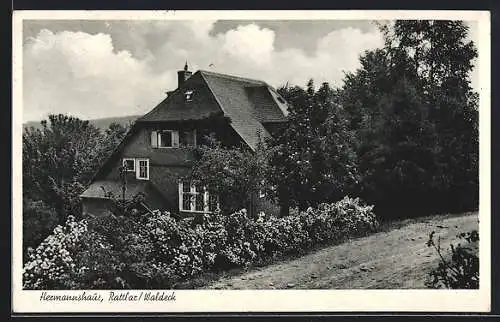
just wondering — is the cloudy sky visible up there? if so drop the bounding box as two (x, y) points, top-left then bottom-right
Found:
(22, 19), (479, 122)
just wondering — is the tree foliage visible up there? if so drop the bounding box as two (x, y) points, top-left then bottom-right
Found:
(426, 229), (479, 289)
(188, 135), (269, 215)
(337, 20), (478, 218)
(23, 115), (104, 220)
(267, 80), (359, 213)
(22, 114), (129, 253)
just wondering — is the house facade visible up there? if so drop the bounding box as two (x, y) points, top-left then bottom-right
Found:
(80, 63), (289, 217)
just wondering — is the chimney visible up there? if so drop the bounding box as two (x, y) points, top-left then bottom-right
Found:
(177, 61), (192, 88)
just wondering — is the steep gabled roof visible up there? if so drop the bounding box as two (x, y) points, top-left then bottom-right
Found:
(137, 69), (289, 150)
(82, 69), (290, 202)
(138, 72), (224, 122)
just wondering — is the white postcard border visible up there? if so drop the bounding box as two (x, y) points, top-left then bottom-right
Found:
(12, 10), (492, 313)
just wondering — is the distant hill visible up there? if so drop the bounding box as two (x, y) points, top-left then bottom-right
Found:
(23, 115), (142, 131)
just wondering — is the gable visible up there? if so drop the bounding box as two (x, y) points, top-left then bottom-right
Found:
(90, 69), (290, 184)
(138, 72), (223, 122)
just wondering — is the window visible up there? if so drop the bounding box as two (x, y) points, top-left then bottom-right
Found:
(151, 130), (179, 148)
(179, 181), (219, 213)
(122, 158), (135, 172)
(136, 158), (149, 180)
(184, 90), (194, 102)
(180, 129), (196, 147)
(151, 130), (195, 148)
(159, 131), (173, 147)
(122, 158), (150, 180)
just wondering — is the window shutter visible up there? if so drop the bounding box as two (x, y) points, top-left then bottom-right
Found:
(151, 130), (158, 148)
(172, 131), (180, 147)
(178, 181), (183, 212)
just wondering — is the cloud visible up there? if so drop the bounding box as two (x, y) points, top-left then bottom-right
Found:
(220, 24), (275, 66)
(23, 28), (168, 121)
(22, 21), (390, 121)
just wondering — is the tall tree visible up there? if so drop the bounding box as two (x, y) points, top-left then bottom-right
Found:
(267, 80), (359, 214)
(23, 114), (104, 221)
(100, 122), (130, 159)
(339, 20), (478, 217)
(387, 20), (479, 211)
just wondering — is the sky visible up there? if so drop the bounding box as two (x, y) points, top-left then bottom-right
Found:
(21, 19), (479, 122)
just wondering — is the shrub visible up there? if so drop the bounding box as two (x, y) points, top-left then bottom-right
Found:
(23, 215), (88, 289)
(425, 230), (479, 289)
(23, 198), (59, 260)
(23, 196), (378, 289)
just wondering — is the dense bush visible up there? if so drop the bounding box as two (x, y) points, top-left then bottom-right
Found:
(337, 21), (478, 219)
(23, 196), (378, 289)
(425, 230), (479, 289)
(23, 215), (88, 289)
(22, 115), (130, 252)
(22, 198), (59, 260)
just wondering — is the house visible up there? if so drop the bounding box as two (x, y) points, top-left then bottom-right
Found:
(79, 63), (289, 217)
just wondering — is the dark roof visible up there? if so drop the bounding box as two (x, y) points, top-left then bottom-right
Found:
(244, 85), (289, 123)
(138, 72), (223, 122)
(80, 180), (150, 200)
(137, 70), (289, 150)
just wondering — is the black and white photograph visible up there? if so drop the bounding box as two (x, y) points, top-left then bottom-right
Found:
(12, 10), (491, 313)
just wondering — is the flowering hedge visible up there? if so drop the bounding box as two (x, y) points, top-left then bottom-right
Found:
(23, 196), (378, 289)
(23, 215), (88, 289)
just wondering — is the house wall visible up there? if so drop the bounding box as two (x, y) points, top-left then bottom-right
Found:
(81, 198), (112, 217)
(81, 184), (169, 217)
(100, 121), (243, 215)
(89, 70), (283, 217)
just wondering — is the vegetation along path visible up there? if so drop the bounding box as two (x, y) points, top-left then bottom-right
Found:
(205, 212), (479, 289)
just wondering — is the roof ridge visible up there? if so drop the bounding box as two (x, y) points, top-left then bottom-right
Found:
(199, 69), (267, 85)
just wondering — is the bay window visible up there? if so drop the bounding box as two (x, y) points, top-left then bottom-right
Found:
(179, 181), (219, 213)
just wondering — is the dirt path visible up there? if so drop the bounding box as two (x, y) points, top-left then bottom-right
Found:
(205, 213), (479, 289)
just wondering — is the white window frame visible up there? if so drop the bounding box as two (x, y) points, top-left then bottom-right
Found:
(136, 158), (150, 180)
(178, 181), (219, 213)
(184, 89), (194, 102)
(151, 129), (196, 148)
(122, 158), (136, 172)
(157, 130), (179, 148)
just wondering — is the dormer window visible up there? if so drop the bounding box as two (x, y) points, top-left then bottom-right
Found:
(184, 90), (194, 102)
